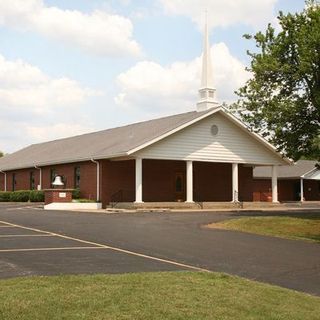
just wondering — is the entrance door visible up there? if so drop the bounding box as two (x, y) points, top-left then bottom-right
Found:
(174, 172), (185, 201)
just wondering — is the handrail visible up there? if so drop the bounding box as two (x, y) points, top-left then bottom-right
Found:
(110, 189), (123, 208)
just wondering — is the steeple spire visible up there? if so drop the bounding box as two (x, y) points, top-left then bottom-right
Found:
(197, 12), (219, 112)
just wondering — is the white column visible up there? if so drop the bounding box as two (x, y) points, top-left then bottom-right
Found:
(300, 178), (304, 202)
(135, 158), (143, 203)
(232, 163), (239, 202)
(272, 165), (278, 203)
(186, 160), (194, 203)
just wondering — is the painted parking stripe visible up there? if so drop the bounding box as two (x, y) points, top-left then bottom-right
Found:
(0, 220), (211, 273)
(0, 234), (55, 238)
(0, 247), (106, 253)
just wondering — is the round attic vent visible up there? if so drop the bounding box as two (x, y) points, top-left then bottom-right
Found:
(210, 125), (219, 136)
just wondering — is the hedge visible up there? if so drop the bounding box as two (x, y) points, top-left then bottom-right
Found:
(0, 190), (44, 202)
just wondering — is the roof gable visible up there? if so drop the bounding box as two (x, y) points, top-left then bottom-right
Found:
(134, 110), (289, 165)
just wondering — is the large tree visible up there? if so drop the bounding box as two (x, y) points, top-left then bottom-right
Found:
(234, 0), (320, 161)
(0, 151), (3, 158)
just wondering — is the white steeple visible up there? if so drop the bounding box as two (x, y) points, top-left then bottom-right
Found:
(197, 13), (219, 112)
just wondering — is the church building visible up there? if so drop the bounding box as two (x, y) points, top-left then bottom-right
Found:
(0, 21), (292, 208)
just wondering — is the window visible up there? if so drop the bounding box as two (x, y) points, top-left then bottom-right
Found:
(12, 173), (16, 191)
(50, 169), (56, 187)
(74, 166), (80, 189)
(30, 172), (35, 190)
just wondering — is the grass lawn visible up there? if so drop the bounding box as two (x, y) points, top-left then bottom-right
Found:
(1, 272), (320, 320)
(208, 214), (320, 243)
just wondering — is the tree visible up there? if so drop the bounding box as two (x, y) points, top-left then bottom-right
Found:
(0, 151), (3, 158)
(234, 0), (320, 161)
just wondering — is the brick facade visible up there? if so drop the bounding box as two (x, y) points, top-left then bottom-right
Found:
(0, 173), (4, 191)
(100, 159), (135, 206)
(0, 161), (97, 201)
(253, 179), (320, 201)
(2, 157), (318, 206)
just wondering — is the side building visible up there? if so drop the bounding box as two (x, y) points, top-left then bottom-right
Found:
(253, 160), (320, 202)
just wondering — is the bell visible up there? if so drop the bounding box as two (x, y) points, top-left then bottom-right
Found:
(52, 175), (64, 186)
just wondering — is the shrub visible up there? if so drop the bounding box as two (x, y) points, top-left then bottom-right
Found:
(0, 191), (11, 202)
(72, 188), (81, 199)
(29, 190), (44, 202)
(9, 191), (30, 202)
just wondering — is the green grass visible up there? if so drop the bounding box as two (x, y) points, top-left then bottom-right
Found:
(210, 214), (320, 243)
(1, 272), (320, 319)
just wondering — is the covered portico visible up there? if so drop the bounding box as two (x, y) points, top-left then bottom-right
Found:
(133, 158), (280, 204)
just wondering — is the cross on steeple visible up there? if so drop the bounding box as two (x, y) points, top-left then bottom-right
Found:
(197, 12), (219, 112)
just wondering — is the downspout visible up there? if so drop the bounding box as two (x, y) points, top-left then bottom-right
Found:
(91, 159), (100, 202)
(0, 170), (6, 192)
(34, 165), (42, 190)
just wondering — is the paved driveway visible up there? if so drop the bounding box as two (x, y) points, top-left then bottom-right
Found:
(0, 204), (319, 296)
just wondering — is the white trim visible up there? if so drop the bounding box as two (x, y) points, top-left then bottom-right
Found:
(128, 107), (222, 155)
(135, 158), (143, 203)
(300, 178), (304, 202)
(44, 202), (102, 210)
(220, 110), (292, 165)
(301, 167), (319, 179)
(232, 163), (239, 202)
(272, 166), (279, 203)
(186, 161), (194, 203)
(34, 165), (42, 190)
(129, 108), (291, 166)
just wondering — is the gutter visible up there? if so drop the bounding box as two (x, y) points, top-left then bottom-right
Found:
(0, 170), (7, 192)
(34, 165), (42, 190)
(91, 159), (100, 202)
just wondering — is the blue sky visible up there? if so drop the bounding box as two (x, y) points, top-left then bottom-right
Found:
(0, 0), (305, 153)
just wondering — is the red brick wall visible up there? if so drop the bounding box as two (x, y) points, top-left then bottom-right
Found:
(0, 161), (97, 200)
(5, 168), (40, 191)
(0, 173), (4, 191)
(100, 159), (135, 206)
(44, 189), (73, 204)
(253, 179), (272, 201)
(41, 161), (97, 200)
(143, 159), (186, 202)
(194, 162), (232, 201)
(253, 179), (320, 201)
(100, 160), (254, 205)
(239, 165), (253, 201)
(304, 180), (320, 200)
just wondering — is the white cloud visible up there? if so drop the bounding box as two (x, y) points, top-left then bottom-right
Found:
(115, 42), (250, 116)
(0, 0), (142, 57)
(0, 54), (99, 113)
(159, 0), (278, 30)
(0, 54), (101, 152)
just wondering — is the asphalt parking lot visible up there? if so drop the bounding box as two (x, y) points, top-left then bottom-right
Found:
(0, 203), (320, 296)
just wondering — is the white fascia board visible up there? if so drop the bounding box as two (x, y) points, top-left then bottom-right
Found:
(301, 167), (320, 179)
(220, 109), (292, 165)
(0, 152), (127, 171)
(127, 107), (222, 156)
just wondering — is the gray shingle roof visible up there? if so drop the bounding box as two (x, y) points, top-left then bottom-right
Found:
(253, 160), (318, 179)
(0, 109), (214, 171)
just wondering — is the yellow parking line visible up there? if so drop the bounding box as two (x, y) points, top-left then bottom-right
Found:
(0, 247), (106, 253)
(0, 220), (211, 273)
